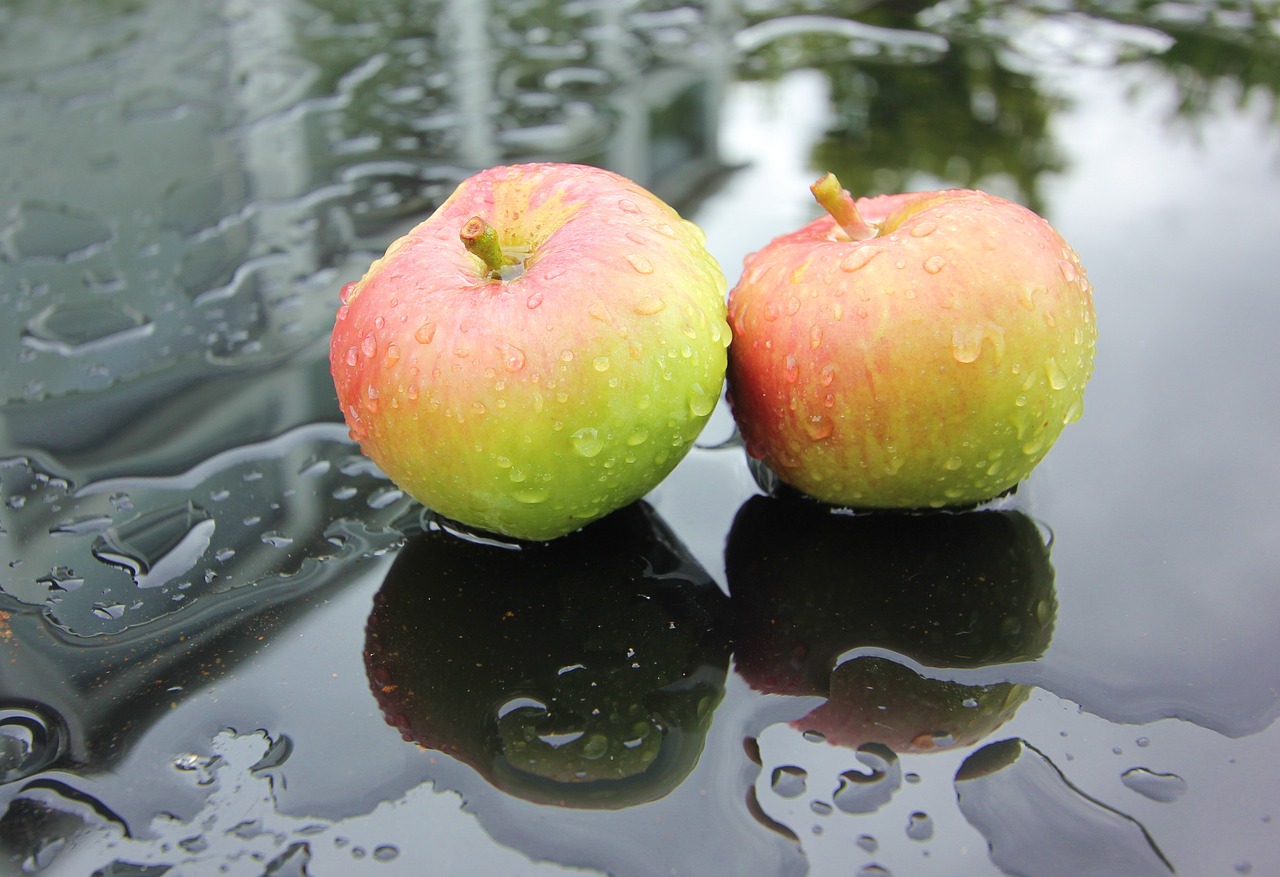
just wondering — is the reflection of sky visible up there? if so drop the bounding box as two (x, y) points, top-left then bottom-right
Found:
(1035, 62), (1280, 733)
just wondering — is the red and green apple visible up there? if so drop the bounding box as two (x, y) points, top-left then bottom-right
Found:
(330, 163), (730, 540)
(727, 173), (1096, 509)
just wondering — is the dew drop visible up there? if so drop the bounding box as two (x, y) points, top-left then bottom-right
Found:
(336, 305), (349, 322)
(592, 356), (610, 372)
(803, 414), (834, 441)
(1045, 357), (1069, 390)
(1063, 396), (1084, 424)
(924, 255), (947, 274)
(571, 427), (604, 458)
(1058, 260), (1077, 282)
(906, 811), (934, 841)
(786, 296), (801, 316)
(618, 198), (640, 214)
(809, 325), (823, 349)
(689, 383), (717, 417)
(514, 486), (550, 504)
(339, 281), (357, 303)
(1121, 768), (1187, 803)
(634, 297), (666, 315)
(771, 766), (808, 799)
(414, 322), (436, 344)
(944, 456), (963, 470)
(526, 291), (544, 309)
(784, 354), (798, 384)
(819, 364), (835, 386)
(951, 327), (984, 363)
(910, 221), (937, 238)
(503, 344), (525, 373)
(384, 344), (401, 367)
(626, 253), (654, 274)
(361, 333), (378, 358)
(344, 346), (358, 367)
(839, 247), (883, 273)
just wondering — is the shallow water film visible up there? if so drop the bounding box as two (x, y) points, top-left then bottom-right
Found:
(2, 2), (1279, 875)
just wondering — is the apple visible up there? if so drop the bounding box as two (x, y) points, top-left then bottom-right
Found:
(726, 173), (1096, 509)
(331, 163), (730, 540)
(363, 502), (730, 808)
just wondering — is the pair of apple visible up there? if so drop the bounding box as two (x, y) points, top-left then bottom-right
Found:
(330, 163), (1096, 540)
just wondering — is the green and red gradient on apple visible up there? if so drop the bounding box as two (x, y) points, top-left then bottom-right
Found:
(330, 163), (730, 541)
(727, 173), (1096, 509)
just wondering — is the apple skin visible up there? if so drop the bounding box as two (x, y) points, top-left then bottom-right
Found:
(726, 184), (1096, 509)
(331, 163), (730, 540)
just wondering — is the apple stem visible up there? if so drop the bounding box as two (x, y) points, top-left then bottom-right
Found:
(460, 216), (509, 281)
(811, 173), (876, 241)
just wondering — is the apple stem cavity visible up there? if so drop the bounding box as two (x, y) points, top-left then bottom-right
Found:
(811, 173), (876, 242)
(461, 216), (511, 281)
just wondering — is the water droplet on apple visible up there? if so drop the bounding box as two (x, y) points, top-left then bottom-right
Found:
(764, 302), (781, 321)
(592, 356), (610, 372)
(526, 291), (544, 309)
(414, 322), (436, 344)
(339, 281), (357, 303)
(626, 253), (654, 274)
(909, 221), (937, 238)
(626, 429), (649, 447)
(503, 344), (525, 372)
(634, 296), (666, 315)
(809, 325), (823, 349)
(514, 486), (550, 504)
(361, 333), (378, 358)
(618, 198), (640, 214)
(786, 296), (801, 316)
(689, 382), (717, 417)
(944, 456), (963, 470)
(626, 231), (648, 246)
(344, 346), (358, 367)
(1021, 433), (1047, 456)
(803, 414), (834, 441)
(1058, 259), (1077, 282)
(819, 364), (835, 387)
(336, 305), (349, 321)
(839, 247), (883, 273)
(924, 255), (947, 274)
(571, 427), (604, 458)
(1063, 396), (1084, 424)
(951, 327), (983, 363)
(784, 355), (798, 384)
(384, 343), (401, 367)
(1045, 357), (1069, 390)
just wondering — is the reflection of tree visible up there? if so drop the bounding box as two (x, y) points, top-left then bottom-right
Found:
(735, 2), (1064, 211)
(735, 0), (1280, 209)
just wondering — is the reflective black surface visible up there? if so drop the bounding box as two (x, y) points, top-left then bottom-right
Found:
(2, 2), (1278, 875)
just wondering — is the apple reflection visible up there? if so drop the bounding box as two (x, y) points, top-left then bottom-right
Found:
(726, 493), (1056, 752)
(363, 502), (730, 809)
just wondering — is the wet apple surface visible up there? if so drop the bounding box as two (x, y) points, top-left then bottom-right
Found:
(1, 3), (1278, 876)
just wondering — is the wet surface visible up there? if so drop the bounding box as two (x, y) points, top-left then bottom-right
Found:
(2, 1), (1279, 875)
